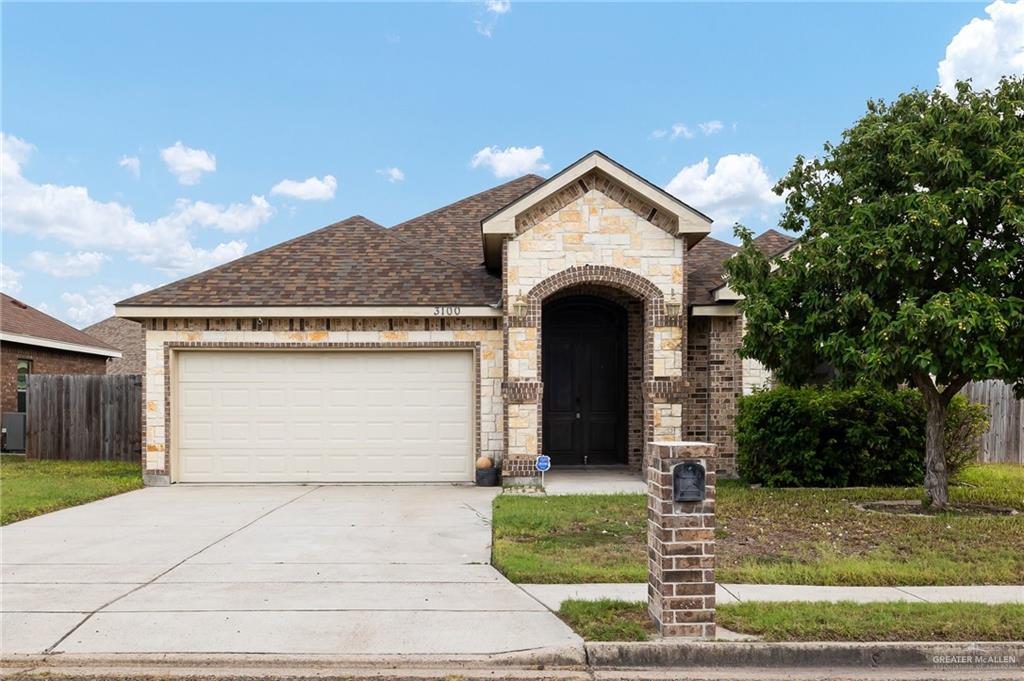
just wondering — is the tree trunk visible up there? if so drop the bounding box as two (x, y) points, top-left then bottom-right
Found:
(922, 395), (949, 510)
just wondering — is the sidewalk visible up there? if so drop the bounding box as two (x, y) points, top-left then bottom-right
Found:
(520, 583), (1024, 610)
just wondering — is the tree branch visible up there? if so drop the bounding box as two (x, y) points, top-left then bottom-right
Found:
(939, 375), (971, 404)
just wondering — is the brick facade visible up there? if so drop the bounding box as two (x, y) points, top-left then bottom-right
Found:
(130, 174), (753, 485)
(647, 441), (717, 639)
(684, 316), (743, 474)
(0, 342), (108, 414)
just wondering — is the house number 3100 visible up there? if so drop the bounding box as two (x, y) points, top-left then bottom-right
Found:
(433, 305), (462, 316)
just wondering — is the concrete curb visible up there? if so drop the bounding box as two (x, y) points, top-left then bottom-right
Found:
(585, 640), (1024, 669)
(5, 641), (1022, 674)
(0, 644), (587, 671)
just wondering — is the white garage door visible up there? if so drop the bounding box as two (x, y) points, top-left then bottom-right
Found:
(176, 350), (474, 483)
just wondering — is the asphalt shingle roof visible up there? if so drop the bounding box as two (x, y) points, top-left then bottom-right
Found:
(120, 216), (501, 307)
(1, 293), (117, 351)
(391, 174), (545, 268)
(752, 229), (797, 257)
(117, 170), (789, 310)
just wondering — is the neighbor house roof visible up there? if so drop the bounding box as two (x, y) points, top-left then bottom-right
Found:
(752, 229), (797, 257)
(0, 293), (120, 357)
(118, 215), (502, 307)
(84, 316), (145, 374)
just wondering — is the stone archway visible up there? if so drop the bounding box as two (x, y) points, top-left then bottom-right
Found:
(502, 265), (686, 480)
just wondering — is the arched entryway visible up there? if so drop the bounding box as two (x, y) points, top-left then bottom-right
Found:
(542, 294), (629, 466)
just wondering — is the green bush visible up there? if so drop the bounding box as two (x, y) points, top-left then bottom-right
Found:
(944, 396), (990, 479)
(736, 386), (989, 488)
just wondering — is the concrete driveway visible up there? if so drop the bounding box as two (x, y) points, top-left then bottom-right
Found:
(1, 485), (581, 658)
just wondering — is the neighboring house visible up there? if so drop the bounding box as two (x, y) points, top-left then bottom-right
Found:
(0, 293), (121, 417)
(84, 317), (146, 375)
(115, 151), (788, 485)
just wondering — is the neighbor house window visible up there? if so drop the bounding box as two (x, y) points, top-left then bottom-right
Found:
(16, 360), (32, 412)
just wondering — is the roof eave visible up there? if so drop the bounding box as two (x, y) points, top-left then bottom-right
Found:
(0, 331), (122, 358)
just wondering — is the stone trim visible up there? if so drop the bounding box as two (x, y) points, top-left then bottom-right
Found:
(156, 341), (482, 482)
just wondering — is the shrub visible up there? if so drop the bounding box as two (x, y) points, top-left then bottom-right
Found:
(735, 386), (988, 488)
(944, 395), (990, 479)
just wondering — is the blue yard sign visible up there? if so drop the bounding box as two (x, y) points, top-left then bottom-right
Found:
(535, 454), (551, 486)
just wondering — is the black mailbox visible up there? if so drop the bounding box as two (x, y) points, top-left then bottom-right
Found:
(673, 461), (706, 502)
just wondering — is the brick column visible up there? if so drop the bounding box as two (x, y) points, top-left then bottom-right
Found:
(647, 440), (716, 638)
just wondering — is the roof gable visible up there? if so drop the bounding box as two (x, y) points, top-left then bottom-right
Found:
(481, 151), (712, 269)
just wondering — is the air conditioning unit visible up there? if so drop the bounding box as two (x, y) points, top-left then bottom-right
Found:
(2, 412), (26, 451)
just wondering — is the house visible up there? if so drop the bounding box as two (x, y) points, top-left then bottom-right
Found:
(0, 294), (121, 448)
(84, 317), (146, 375)
(114, 151), (792, 485)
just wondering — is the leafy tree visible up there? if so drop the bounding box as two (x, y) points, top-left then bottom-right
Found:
(726, 77), (1024, 509)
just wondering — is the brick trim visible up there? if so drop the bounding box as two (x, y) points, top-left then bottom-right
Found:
(157, 341), (482, 481)
(502, 379), (542, 404)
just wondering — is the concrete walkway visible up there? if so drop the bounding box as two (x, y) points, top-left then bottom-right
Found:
(2, 485), (581, 658)
(521, 583), (1024, 610)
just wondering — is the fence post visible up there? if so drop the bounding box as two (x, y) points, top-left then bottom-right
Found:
(647, 440), (717, 638)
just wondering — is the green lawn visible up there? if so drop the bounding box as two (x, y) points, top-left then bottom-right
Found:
(0, 455), (143, 524)
(558, 599), (1024, 642)
(493, 464), (1024, 585)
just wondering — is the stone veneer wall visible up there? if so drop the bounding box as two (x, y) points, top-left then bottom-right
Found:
(138, 317), (503, 480)
(501, 185), (687, 478)
(684, 315), (742, 474)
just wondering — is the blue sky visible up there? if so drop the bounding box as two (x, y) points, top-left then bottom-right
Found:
(3, 1), (1022, 326)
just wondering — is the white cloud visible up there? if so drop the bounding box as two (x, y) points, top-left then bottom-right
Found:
(2, 132), (264, 275)
(270, 174), (337, 201)
(665, 154), (784, 228)
(0, 263), (23, 295)
(376, 167), (405, 183)
(160, 141), (216, 185)
(476, 0), (511, 37)
(25, 251), (109, 277)
(653, 120), (725, 141)
(119, 155), (141, 179)
(470, 145), (549, 178)
(168, 195), (274, 232)
(939, 0), (1024, 94)
(698, 120), (724, 135)
(671, 123), (694, 140)
(61, 283), (152, 326)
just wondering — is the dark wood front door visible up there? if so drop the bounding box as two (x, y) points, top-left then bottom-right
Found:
(542, 296), (627, 466)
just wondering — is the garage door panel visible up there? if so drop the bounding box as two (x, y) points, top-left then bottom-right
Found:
(177, 351), (473, 483)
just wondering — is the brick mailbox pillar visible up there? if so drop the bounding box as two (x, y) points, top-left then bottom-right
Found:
(647, 440), (717, 638)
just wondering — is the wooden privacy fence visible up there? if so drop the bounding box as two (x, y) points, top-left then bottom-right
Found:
(26, 374), (142, 461)
(961, 380), (1023, 465)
